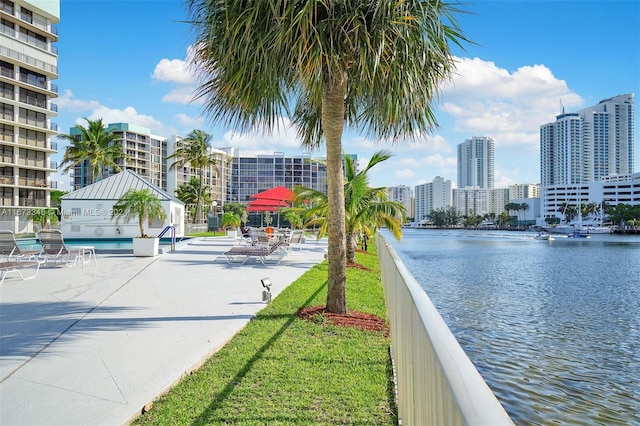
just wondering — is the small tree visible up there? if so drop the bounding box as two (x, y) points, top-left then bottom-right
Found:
(111, 189), (167, 238)
(263, 211), (273, 227)
(221, 211), (241, 230)
(32, 208), (59, 229)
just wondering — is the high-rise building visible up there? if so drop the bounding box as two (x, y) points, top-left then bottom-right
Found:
(508, 183), (540, 200)
(0, 0), (59, 233)
(387, 185), (412, 219)
(414, 176), (453, 222)
(70, 123), (167, 191)
(166, 136), (232, 212)
(540, 93), (635, 186)
(228, 151), (330, 203)
(457, 136), (495, 189)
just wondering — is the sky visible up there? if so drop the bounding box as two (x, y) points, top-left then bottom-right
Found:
(52, 0), (640, 191)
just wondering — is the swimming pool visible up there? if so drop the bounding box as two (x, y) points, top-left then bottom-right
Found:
(17, 237), (192, 254)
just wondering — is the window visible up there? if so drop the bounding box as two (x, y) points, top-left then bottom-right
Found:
(0, 102), (13, 120)
(19, 67), (46, 89)
(18, 107), (46, 128)
(19, 88), (46, 108)
(0, 80), (12, 101)
(0, 123), (13, 142)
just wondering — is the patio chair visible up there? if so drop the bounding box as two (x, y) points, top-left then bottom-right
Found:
(281, 230), (304, 254)
(0, 261), (40, 284)
(0, 230), (40, 261)
(37, 229), (84, 267)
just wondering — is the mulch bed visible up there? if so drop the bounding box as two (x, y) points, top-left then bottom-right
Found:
(346, 262), (370, 271)
(297, 306), (388, 334)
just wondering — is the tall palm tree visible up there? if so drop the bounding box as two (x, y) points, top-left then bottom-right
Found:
(175, 176), (212, 223)
(167, 130), (218, 224)
(58, 118), (127, 184)
(186, 0), (468, 314)
(295, 150), (406, 264)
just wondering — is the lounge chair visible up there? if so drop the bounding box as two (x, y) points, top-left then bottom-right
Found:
(281, 230), (304, 254)
(37, 229), (84, 267)
(0, 230), (41, 261)
(223, 240), (285, 265)
(0, 261), (40, 284)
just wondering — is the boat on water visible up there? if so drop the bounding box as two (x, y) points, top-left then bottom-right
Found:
(533, 232), (550, 240)
(567, 230), (590, 238)
(544, 222), (613, 235)
(548, 230), (591, 241)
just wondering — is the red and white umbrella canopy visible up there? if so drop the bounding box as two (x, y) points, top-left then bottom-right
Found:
(250, 186), (295, 202)
(246, 198), (289, 212)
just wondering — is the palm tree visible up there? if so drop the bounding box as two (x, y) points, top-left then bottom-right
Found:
(58, 118), (127, 184)
(111, 189), (167, 238)
(295, 150), (406, 264)
(175, 177), (212, 222)
(168, 130), (218, 224)
(185, 0), (468, 314)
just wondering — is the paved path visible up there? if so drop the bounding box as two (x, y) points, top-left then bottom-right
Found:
(0, 236), (327, 425)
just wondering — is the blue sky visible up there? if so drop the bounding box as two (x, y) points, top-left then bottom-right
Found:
(53, 0), (640, 191)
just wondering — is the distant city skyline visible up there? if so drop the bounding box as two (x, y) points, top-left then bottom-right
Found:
(52, 0), (639, 190)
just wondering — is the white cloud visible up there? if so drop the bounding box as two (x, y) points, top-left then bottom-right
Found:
(153, 46), (203, 105)
(441, 57), (584, 150)
(56, 90), (101, 112)
(161, 86), (201, 105)
(174, 113), (204, 129)
(395, 168), (416, 179)
(152, 58), (195, 84)
(214, 118), (303, 153)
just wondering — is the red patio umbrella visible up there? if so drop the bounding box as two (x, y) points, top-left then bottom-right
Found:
(250, 186), (295, 202)
(247, 192), (292, 226)
(247, 198), (289, 207)
(246, 204), (279, 212)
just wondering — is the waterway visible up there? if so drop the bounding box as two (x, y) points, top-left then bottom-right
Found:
(387, 229), (640, 425)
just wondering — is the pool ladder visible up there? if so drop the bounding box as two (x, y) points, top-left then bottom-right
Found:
(158, 225), (176, 251)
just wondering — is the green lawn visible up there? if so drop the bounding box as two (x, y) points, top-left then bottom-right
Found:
(134, 246), (397, 425)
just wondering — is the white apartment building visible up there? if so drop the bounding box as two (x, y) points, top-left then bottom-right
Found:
(541, 172), (640, 221)
(0, 0), (59, 233)
(70, 122), (167, 191)
(491, 188), (510, 217)
(453, 187), (490, 217)
(165, 136), (232, 211)
(414, 176), (453, 222)
(457, 136), (495, 189)
(387, 184), (412, 219)
(508, 183), (540, 200)
(540, 93), (635, 186)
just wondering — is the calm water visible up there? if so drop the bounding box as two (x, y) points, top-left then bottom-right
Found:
(17, 237), (182, 252)
(387, 229), (640, 425)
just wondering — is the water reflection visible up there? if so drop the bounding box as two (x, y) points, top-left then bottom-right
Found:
(390, 229), (640, 425)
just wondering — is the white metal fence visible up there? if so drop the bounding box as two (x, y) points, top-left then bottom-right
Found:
(377, 235), (513, 426)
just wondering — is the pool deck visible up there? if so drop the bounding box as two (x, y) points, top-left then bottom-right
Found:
(0, 236), (328, 426)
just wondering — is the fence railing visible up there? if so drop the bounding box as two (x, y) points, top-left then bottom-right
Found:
(377, 234), (513, 426)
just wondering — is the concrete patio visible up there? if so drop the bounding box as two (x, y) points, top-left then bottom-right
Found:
(0, 236), (327, 426)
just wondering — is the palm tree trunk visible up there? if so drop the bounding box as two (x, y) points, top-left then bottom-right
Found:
(322, 78), (347, 315)
(346, 231), (358, 264)
(195, 170), (203, 225)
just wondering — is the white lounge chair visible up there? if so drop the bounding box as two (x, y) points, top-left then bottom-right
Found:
(281, 230), (304, 254)
(0, 230), (40, 261)
(37, 229), (84, 267)
(0, 261), (40, 284)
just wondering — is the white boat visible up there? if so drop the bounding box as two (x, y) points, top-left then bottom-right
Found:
(533, 232), (550, 240)
(582, 223), (614, 234)
(543, 223), (581, 234)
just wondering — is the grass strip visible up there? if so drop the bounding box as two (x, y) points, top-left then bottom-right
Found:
(134, 245), (397, 425)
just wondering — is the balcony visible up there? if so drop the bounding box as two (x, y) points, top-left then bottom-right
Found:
(0, 46), (57, 77)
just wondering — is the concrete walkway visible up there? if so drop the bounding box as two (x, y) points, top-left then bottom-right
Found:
(0, 236), (327, 426)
